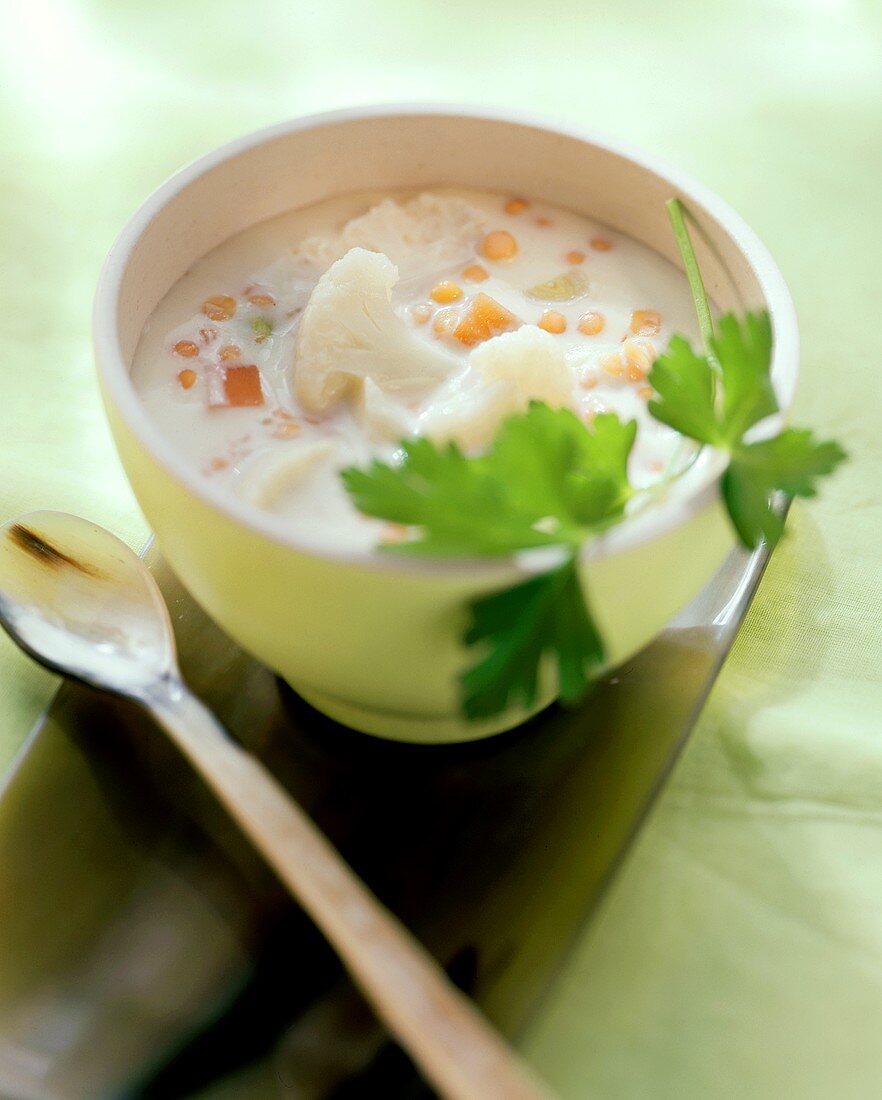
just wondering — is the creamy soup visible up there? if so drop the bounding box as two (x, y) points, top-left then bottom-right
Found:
(132, 188), (702, 551)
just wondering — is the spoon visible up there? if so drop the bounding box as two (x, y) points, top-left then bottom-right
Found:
(0, 511), (547, 1100)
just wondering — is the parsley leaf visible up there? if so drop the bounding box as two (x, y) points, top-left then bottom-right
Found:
(724, 429), (848, 546)
(648, 311), (846, 549)
(341, 403), (636, 718)
(461, 556), (603, 720)
(647, 335), (719, 443)
(342, 403), (636, 556)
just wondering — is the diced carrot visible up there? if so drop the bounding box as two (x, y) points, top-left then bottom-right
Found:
(504, 197), (529, 215)
(222, 364), (264, 407)
(202, 295), (237, 321)
(452, 293), (518, 347)
(177, 368), (197, 390)
(173, 340), (199, 358)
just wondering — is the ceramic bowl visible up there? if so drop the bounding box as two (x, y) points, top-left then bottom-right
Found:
(93, 105), (798, 743)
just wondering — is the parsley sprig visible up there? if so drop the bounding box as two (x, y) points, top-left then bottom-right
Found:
(653, 201), (846, 547)
(340, 201), (846, 721)
(343, 405), (636, 717)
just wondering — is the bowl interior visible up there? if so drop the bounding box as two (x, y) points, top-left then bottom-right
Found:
(96, 107), (798, 566)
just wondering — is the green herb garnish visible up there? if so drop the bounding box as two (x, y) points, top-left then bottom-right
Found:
(340, 201), (846, 721)
(251, 316), (273, 343)
(343, 404), (636, 716)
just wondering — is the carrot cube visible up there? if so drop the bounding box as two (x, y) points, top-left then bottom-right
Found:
(452, 293), (518, 347)
(223, 364), (264, 406)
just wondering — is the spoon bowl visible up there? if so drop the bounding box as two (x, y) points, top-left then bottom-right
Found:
(0, 512), (176, 694)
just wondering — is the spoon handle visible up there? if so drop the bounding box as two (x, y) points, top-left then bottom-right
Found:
(146, 679), (549, 1100)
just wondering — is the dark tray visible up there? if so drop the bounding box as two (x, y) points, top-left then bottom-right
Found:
(0, 537), (766, 1099)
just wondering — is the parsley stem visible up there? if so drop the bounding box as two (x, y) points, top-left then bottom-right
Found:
(666, 198), (715, 354)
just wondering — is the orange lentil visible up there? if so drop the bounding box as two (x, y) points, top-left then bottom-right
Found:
(538, 310), (567, 334)
(578, 311), (605, 336)
(566, 250), (586, 265)
(430, 280), (463, 304)
(275, 407), (296, 420)
(638, 386), (654, 400)
(590, 237), (612, 252)
(199, 327), (217, 345)
(581, 376), (598, 390)
(177, 368), (197, 389)
(462, 263), (489, 282)
(433, 307), (460, 337)
(219, 344), (241, 362)
(535, 216), (553, 227)
(173, 340), (199, 358)
(504, 197), (529, 215)
(202, 295), (237, 321)
(209, 457), (229, 471)
(247, 293), (275, 308)
(603, 357), (626, 378)
(481, 229), (518, 261)
(412, 303), (432, 324)
(630, 309), (661, 336)
(272, 422), (301, 439)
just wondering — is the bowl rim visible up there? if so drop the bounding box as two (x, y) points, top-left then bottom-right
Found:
(93, 102), (799, 577)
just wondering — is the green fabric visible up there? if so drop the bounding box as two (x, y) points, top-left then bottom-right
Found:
(1, 1), (879, 1095)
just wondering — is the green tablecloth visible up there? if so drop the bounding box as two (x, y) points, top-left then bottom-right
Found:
(1, 1), (880, 1095)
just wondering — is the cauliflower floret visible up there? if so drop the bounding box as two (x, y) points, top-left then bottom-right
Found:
(471, 325), (575, 408)
(358, 377), (417, 443)
(421, 378), (519, 452)
(296, 193), (486, 281)
(422, 326), (576, 450)
(236, 442), (336, 511)
(292, 247), (458, 413)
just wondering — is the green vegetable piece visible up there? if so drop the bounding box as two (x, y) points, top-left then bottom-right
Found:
(251, 316), (273, 342)
(525, 269), (588, 302)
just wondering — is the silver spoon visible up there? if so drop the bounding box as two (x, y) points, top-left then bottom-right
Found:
(0, 511), (547, 1100)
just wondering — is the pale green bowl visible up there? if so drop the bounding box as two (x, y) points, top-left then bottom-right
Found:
(93, 105), (798, 743)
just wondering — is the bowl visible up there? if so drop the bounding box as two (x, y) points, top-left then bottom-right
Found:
(93, 105), (798, 744)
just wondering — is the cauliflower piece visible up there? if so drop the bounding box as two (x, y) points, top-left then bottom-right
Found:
(296, 193), (486, 280)
(422, 326), (576, 451)
(358, 378), (416, 443)
(471, 325), (575, 408)
(421, 378), (519, 452)
(292, 247), (458, 413)
(236, 443), (336, 511)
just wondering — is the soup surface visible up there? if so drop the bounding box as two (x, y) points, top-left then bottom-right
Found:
(132, 188), (702, 551)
